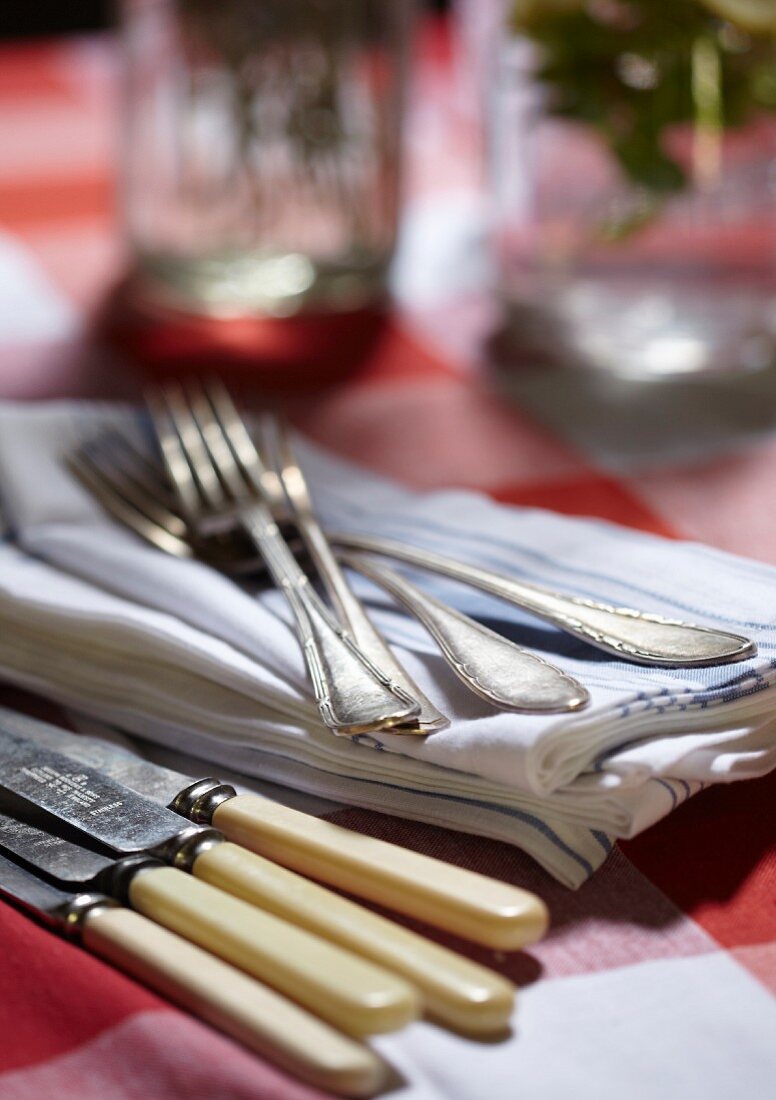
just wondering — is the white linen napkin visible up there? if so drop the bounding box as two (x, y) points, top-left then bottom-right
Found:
(0, 400), (774, 888)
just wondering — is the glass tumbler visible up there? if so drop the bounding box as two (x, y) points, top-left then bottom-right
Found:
(486, 1), (776, 378)
(120, 0), (415, 319)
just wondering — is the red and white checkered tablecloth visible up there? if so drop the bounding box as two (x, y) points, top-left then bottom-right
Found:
(0, 23), (774, 1100)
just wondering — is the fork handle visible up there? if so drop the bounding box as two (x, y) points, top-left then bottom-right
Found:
(333, 534), (756, 668)
(240, 506), (419, 735)
(290, 515), (448, 733)
(342, 552), (588, 713)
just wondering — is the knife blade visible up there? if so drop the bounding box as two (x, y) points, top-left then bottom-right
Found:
(0, 839), (386, 1096)
(0, 713), (518, 1035)
(0, 706), (548, 952)
(0, 737), (418, 1039)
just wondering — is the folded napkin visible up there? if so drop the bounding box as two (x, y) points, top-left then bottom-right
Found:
(0, 400), (774, 888)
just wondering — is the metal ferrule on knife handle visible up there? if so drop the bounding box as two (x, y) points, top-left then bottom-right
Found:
(97, 853), (169, 905)
(153, 822), (224, 870)
(170, 778), (239, 824)
(54, 891), (121, 936)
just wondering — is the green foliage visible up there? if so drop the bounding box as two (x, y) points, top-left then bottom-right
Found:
(510, 0), (776, 200)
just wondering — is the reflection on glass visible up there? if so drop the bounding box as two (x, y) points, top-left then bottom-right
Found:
(121, 0), (414, 318)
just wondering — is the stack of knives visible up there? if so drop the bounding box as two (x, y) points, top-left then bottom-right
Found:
(0, 706), (547, 1096)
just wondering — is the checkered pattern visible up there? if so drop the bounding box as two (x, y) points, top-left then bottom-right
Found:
(0, 23), (773, 1100)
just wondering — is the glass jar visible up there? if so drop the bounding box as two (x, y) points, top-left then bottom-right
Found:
(487, 1), (776, 378)
(120, 0), (414, 319)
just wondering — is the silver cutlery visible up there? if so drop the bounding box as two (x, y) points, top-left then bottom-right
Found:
(70, 406), (756, 670)
(146, 381), (421, 737)
(332, 533), (756, 668)
(258, 413), (588, 714)
(69, 421), (591, 715)
(165, 389), (753, 669)
(340, 551), (588, 713)
(69, 418), (755, 671)
(254, 409), (449, 733)
(0, 727), (420, 1038)
(0, 843), (386, 1096)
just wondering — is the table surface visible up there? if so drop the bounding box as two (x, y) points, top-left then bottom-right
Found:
(0, 24), (774, 1100)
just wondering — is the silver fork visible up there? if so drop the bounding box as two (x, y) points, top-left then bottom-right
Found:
(69, 410), (756, 672)
(145, 381), (421, 737)
(69, 427), (591, 715)
(252, 414), (449, 732)
(258, 416), (590, 715)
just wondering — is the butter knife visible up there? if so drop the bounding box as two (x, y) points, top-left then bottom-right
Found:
(0, 842), (386, 1096)
(334, 533), (756, 667)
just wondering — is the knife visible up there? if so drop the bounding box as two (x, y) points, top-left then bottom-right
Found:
(0, 714), (517, 1035)
(0, 732), (419, 1039)
(0, 842), (386, 1098)
(0, 707), (547, 952)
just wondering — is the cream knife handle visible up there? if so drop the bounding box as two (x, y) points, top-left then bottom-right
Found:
(333, 533), (756, 667)
(81, 906), (386, 1098)
(212, 798), (548, 952)
(193, 842), (515, 1035)
(126, 866), (418, 1037)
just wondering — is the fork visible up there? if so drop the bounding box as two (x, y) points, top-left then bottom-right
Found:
(255, 414), (448, 732)
(70, 412), (756, 672)
(258, 415), (590, 715)
(333, 532), (757, 668)
(145, 382), (421, 737)
(70, 425), (591, 715)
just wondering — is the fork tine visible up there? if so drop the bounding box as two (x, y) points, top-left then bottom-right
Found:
(102, 430), (173, 489)
(149, 384), (226, 514)
(146, 386), (203, 519)
(269, 416), (313, 515)
(252, 413), (290, 516)
(78, 438), (161, 523)
(186, 379), (250, 501)
(94, 432), (186, 533)
(167, 382), (227, 509)
(68, 447), (193, 559)
(204, 379), (272, 497)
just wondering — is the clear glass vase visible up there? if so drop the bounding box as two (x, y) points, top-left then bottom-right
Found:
(120, 0), (414, 319)
(487, 4), (776, 379)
